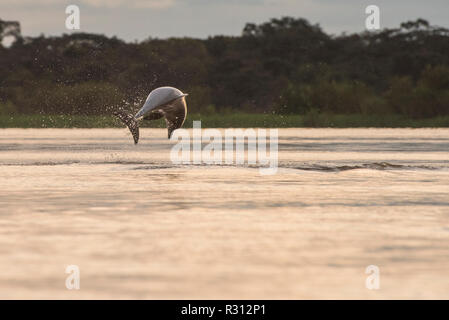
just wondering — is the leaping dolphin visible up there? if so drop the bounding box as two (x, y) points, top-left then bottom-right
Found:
(114, 86), (188, 144)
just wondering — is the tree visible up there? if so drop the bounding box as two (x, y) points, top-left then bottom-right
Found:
(0, 19), (21, 46)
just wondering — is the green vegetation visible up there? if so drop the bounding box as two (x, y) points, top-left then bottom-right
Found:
(1, 113), (448, 128)
(1, 17), (449, 127)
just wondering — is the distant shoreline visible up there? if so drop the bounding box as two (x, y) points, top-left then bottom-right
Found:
(1, 113), (449, 128)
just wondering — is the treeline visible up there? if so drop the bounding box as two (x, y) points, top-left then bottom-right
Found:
(1, 17), (448, 118)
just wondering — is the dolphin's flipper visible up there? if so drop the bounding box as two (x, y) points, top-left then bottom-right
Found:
(114, 111), (139, 144)
(143, 110), (164, 121)
(159, 98), (187, 139)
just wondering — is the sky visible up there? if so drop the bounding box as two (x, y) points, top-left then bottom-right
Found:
(1, 0), (448, 41)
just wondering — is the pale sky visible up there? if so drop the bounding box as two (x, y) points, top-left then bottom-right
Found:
(1, 0), (448, 41)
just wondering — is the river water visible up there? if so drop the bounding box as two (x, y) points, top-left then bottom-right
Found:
(0, 128), (448, 299)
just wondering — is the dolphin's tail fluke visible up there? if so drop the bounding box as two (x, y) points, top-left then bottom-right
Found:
(114, 111), (139, 144)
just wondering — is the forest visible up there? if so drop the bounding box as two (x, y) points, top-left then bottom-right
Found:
(1, 17), (449, 122)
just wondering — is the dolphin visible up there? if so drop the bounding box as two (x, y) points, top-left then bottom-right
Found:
(114, 86), (188, 144)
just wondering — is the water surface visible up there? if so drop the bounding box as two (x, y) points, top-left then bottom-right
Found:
(0, 128), (448, 299)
